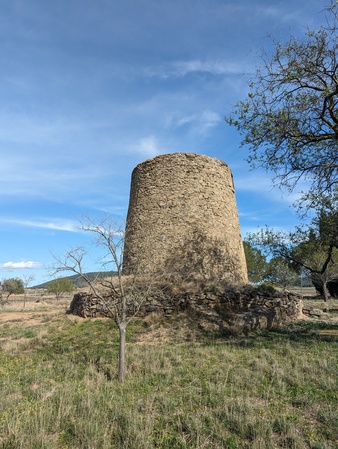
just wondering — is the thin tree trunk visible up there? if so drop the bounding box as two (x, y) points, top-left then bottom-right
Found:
(118, 322), (127, 382)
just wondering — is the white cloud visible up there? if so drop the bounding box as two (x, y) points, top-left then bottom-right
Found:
(239, 211), (266, 222)
(169, 109), (221, 137)
(0, 218), (78, 232)
(0, 261), (42, 270)
(234, 170), (312, 207)
(145, 59), (252, 79)
(0, 112), (90, 146)
(200, 110), (221, 132)
(234, 174), (273, 194)
(131, 136), (162, 159)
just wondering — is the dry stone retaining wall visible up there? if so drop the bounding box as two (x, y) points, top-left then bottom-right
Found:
(123, 153), (248, 284)
(69, 288), (303, 330)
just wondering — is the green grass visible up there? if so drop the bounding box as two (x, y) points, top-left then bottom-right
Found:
(0, 313), (338, 448)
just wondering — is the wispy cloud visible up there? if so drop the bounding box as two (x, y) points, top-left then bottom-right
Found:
(168, 109), (222, 137)
(234, 174), (274, 194)
(0, 261), (42, 270)
(0, 152), (110, 201)
(130, 135), (162, 159)
(145, 59), (252, 79)
(0, 112), (93, 146)
(234, 170), (311, 206)
(239, 211), (268, 222)
(0, 218), (78, 232)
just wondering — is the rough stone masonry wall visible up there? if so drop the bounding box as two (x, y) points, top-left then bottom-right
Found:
(123, 153), (248, 284)
(69, 288), (303, 330)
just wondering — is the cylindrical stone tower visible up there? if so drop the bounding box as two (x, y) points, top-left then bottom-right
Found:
(123, 153), (248, 285)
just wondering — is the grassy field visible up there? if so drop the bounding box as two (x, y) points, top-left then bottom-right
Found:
(0, 293), (338, 449)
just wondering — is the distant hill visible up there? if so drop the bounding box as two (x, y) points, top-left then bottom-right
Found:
(33, 271), (117, 289)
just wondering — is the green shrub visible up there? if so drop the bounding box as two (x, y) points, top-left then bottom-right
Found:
(257, 282), (277, 295)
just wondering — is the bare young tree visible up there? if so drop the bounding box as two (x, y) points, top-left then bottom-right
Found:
(22, 274), (35, 309)
(52, 216), (152, 381)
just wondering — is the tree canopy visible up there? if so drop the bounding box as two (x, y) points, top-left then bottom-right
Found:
(265, 257), (299, 291)
(248, 207), (338, 300)
(47, 278), (75, 300)
(0, 277), (24, 302)
(243, 241), (300, 289)
(226, 3), (338, 202)
(243, 241), (268, 283)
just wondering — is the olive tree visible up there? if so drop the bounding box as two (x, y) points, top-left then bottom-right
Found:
(0, 277), (24, 304)
(47, 278), (75, 299)
(243, 240), (268, 283)
(248, 214), (338, 301)
(226, 3), (338, 203)
(265, 257), (299, 291)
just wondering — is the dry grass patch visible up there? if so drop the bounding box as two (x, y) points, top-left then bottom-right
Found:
(0, 303), (338, 448)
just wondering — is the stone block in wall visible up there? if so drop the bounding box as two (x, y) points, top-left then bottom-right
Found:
(309, 308), (323, 317)
(123, 153), (248, 285)
(68, 286), (303, 332)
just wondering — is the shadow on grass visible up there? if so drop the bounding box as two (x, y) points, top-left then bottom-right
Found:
(198, 319), (338, 348)
(266, 320), (338, 341)
(237, 320), (338, 347)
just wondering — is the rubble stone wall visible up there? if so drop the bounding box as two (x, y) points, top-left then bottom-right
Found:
(69, 288), (303, 330)
(123, 153), (248, 284)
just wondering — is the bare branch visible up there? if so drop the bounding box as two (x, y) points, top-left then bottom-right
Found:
(51, 214), (157, 381)
(226, 4), (338, 206)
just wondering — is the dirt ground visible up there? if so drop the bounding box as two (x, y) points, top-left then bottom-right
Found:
(1, 287), (337, 331)
(0, 290), (73, 325)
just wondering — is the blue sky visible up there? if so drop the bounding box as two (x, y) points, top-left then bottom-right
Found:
(0, 0), (325, 285)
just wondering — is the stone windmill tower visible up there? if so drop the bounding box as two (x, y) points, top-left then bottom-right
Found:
(123, 153), (248, 285)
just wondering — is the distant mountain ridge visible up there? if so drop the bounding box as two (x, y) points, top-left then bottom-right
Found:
(33, 271), (117, 289)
